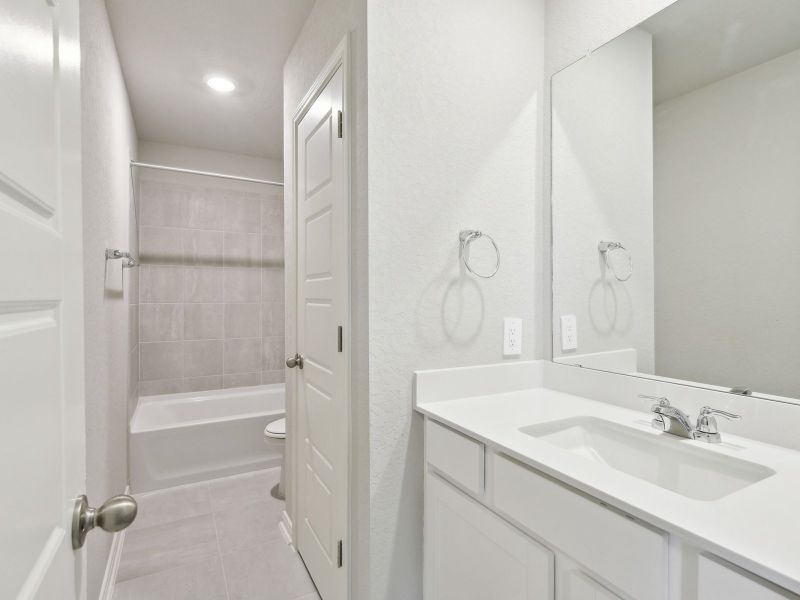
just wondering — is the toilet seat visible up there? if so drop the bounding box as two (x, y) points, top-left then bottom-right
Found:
(263, 417), (286, 500)
(264, 417), (286, 440)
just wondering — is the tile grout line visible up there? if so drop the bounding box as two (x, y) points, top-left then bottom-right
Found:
(140, 335), (282, 341)
(116, 511), (219, 585)
(210, 488), (232, 600)
(259, 198), (264, 384)
(115, 535), (222, 590)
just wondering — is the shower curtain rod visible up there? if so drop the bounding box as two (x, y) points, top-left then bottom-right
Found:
(130, 161), (284, 187)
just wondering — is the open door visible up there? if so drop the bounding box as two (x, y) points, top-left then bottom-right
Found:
(0, 0), (87, 597)
(291, 51), (350, 600)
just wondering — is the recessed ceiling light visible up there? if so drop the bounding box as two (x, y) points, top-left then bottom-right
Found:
(205, 75), (236, 93)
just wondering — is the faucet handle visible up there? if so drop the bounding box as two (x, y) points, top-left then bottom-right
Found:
(638, 394), (670, 408)
(694, 406), (742, 443)
(697, 406), (741, 428)
(699, 406), (742, 421)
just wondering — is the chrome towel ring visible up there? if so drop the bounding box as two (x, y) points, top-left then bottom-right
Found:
(598, 240), (632, 281)
(459, 230), (500, 278)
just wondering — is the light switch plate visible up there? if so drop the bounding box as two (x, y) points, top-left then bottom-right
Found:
(503, 318), (522, 356)
(560, 315), (577, 351)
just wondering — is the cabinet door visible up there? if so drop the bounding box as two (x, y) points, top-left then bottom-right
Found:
(698, 555), (799, 600)
(557, 556), (621, 600)
(425, 473), (554, 600)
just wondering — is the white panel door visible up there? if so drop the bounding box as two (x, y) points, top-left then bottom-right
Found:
(424, 473), (554, 600)
(295, 65), (348, 600)
(0, 0), (86, 598)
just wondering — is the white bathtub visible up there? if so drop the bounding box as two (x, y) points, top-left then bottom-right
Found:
(130, 384), (284, 492)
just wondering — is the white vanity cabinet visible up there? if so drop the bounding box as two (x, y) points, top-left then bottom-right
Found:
(424, 418), (648, 600)
(423, 415), (800, 600)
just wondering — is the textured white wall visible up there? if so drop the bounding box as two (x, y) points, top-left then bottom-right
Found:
(282, 0), (369, 597)
(368, 0), (545, 596)
(80, 0), (139, 595)
(654, 48), (800, 398)
(552, 28), (655, 370)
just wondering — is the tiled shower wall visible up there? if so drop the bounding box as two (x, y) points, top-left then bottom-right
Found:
(137, 178), (285, 395)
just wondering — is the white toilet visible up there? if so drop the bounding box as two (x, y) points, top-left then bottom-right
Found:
(264, 417), (286, 500)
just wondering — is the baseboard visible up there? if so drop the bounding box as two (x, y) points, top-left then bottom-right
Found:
(279, 509), (293, 547)
(98, 486), (130, 600)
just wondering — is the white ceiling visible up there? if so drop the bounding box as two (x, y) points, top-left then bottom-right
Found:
(641, 0), (800, 104)
(106, 0), (314, 159)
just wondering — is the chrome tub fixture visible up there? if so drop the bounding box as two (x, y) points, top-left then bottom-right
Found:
(106, 248), (138, 268)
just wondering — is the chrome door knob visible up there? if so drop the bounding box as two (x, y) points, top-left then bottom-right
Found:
(286, 353), (304, 369)
(72, 494), (138, 549)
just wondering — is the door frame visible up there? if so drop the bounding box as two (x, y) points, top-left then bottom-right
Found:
(287, 34), (352, 594)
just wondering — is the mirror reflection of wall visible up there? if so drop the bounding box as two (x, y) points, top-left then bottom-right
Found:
(551, 0), (800, 400)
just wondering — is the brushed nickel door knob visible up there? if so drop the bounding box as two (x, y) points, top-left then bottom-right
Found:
(72, 494), (138, 549)
(286, 353), (304, 369)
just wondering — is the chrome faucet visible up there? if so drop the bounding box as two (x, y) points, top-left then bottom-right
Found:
(638, 395), (741, 443)
(639, 395), (694, 438)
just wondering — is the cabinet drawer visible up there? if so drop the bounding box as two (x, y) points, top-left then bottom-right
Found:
(492, 454), (667, 600)
(698, 555), (798, 600)
(426, 419), (485, 495)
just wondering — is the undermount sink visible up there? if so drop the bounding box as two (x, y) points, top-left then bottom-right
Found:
(520, 417), (774, 501)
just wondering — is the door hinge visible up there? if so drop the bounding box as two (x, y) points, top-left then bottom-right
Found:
(337, 540), (343, 568)
(337, 325), (343, 352)
(337, 110), (343, 138)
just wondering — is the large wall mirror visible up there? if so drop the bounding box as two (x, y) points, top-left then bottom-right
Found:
(551, 0), (800, 403)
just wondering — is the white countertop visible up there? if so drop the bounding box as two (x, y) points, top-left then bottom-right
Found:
(415, 384), (800, 594)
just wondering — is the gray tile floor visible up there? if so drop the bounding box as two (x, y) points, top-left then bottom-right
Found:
(114, 468), (319, 600)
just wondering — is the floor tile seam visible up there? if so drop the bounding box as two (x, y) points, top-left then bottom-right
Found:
(115, 549), (223, 586)
(211, 508), (233, 600)
(209, 495), (279, 515)
(126, 509), (216, 537)
(204, 467), (278, 489)
(135, 479), (213, 500)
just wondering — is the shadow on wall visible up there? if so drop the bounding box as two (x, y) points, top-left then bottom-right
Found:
(414, 244), (485, 348)
(587, 252), (634, 338)
(103, 259), (125, 301)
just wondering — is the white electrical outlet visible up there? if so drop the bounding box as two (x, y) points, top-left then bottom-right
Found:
(503, 318), (522, 356)
(560, 314), (578, 351)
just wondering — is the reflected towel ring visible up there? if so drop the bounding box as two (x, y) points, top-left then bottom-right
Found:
(598, 240), (633, 281)
(459, 230), (500, 278)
